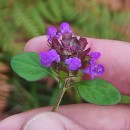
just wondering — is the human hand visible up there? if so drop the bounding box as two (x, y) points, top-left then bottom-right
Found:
(0, 36), (130, 130)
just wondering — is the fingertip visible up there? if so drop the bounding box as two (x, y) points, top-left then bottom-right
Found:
(0, 115), (22, 130)
(24, 36), (50, 53)
(23, 112), (85, 130)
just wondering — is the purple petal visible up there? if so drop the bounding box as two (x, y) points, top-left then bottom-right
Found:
(94, 64), (104, 76)
(60, 22), (72, 34)
(47, 26), (57, 41)
(65, 58), (71, 64)
(89, 60), (95, 66)
(89, 52), (101, 60)
(55, 56), (61, 63)
(65, 57), (81, 70)
(40, 49), (60, 67)
(44, 62), (52, 67)
(83, 67), (91, 74)
(69, 64), (79, 71)
(83, 64), (104, 79)
(91, 72), (95, 80)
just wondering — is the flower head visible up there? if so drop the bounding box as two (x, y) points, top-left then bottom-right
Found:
(47, 26), (57, 41)
(40, 22), (104, 78)
(83, 64), (104, 79)
(65, 57), (81, 70)
(40, 49), (60, 67)
(60, 22), (72, 34)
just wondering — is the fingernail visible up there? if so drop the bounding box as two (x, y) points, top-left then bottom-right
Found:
(23, 112), (85, 130)
(23, 113), (47, 130)
(23, 112), (64, 130)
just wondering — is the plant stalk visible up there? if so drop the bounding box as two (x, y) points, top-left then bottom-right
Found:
(52, 88), (66, 112)
(52, 79), (68, 112)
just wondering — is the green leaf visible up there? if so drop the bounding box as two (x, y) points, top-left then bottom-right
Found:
(11, 52), (53, 81)
(76, 79), (121, 105)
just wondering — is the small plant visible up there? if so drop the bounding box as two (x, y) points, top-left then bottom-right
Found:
(11, 22), (121, 112)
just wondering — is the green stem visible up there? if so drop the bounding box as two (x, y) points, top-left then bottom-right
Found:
(52, 79), (68, 112)
(66, 85), (75, 89)
(52, 88), (66, 112)
(51, 77), (78, 112)
(120, 95), (130, 104)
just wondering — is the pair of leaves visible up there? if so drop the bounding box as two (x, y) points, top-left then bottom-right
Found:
(11, 52), (121, 105)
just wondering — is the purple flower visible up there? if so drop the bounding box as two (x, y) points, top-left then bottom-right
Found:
(47, 26), (57, 41)
(83, 64), (104, 79)
(65, 57), (82, 70)
(89, 52), (101, 60)
(40, 49), (60, 67)
(60, 22), (72, 34)
(89, 52), (101, 65)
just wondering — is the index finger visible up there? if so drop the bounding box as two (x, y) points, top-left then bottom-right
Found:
(24, 35), (130, 95)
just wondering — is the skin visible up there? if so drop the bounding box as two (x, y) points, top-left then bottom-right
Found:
(0, 36), (130, 130)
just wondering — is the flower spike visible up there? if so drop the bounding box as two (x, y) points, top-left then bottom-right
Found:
(42, 22), (104, 79)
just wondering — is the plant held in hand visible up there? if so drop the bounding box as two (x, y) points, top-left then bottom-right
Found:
(11, 22), (121, 112)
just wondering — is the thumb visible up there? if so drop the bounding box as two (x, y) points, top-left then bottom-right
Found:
(23, 112), (85, 130)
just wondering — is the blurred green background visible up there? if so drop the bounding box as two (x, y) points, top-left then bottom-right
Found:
(0, 0), (130, 119)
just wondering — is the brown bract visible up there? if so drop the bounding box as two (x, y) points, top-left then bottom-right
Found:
(49, 33), (91, 77)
